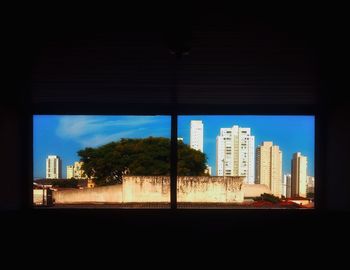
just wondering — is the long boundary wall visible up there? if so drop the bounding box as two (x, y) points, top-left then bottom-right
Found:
(53, 176), (252, 204)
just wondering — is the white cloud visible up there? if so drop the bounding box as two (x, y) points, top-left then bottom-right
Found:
(56, 116), (159, 139)
(55, 116), (163, 148)
(80, 130), (138, 148)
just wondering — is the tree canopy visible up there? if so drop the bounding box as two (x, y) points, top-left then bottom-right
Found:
(78, 137), (207, 186)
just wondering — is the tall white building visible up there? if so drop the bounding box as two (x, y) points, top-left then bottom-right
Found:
(256, 142), (282, 197)
(46, 155), (62, 179)
(216, 125), (255, 184)
(282, 174), (292, 198)
(291, 152), (308, 198)
(190, 120), (203, 152)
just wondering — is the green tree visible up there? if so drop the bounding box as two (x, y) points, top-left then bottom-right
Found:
(78, 137), (207, 186)
(177, 140), (207, 176)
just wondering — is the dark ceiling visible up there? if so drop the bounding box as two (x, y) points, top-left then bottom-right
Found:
(5, 4), (348, 107)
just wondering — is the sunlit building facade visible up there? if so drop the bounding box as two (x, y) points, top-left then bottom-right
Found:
(256, 142), (282, 197)
(46, 155), (62, 179)
(216, 125), (255, 184)
(291, 152), (308, 198)
(190, 120), (203, 152)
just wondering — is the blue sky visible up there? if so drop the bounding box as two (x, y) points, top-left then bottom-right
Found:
(178, 115), (314, 177)
(33, 115), (171, 178)
(34, 115), (314, 179)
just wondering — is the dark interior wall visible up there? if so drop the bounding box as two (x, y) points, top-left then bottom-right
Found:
(0, 106), (22, 210)
(326, 105), (350, 210)
(1, 5), (349, 212)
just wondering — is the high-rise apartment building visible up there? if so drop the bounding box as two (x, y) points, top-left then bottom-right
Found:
(291, 152), (308, 198)
(46, 155), (62, 179)
(216, 125), (255, 184)
(256, 142), (282, 196)
(282, 174), (292, 198)
(190, 120), (203, 152)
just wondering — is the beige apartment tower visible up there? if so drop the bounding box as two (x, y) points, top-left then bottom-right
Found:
(256, 142), (282, 197)
(291, 152), (308, 198)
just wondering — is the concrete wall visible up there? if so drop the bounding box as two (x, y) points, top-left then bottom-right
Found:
(53, 184), (123, 204)
(177, 176), (243, 202)
(242, 184), (272, 198)
(123, 176), (170, 202)
(53, 176), (245, 204)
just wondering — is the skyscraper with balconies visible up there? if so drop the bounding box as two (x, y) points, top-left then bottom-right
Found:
(216, 125), (255, 184)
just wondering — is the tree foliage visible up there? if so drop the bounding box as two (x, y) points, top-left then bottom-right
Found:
(253, 193), (281, 204)
(78, 137), (207, 186)
(177, 140), (207, 176)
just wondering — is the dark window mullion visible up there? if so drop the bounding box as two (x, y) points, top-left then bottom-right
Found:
(170, 53), (181, 210)
(170, 114), (178, 209)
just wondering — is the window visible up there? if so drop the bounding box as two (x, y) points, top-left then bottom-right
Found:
(177, 115), (315, 209)
(32, 113), (315, 209)
(33, 115), (171, 208)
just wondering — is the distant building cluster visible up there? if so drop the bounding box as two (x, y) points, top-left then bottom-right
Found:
(45, 156), (88, 180)
(67, 161), (87, 179)
(190, 120), (314, 198)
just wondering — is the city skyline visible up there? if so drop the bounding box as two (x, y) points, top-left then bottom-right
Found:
(34, 115), (171, 178)
(178, 115), (314, 177)
(34, 115), (314, 179)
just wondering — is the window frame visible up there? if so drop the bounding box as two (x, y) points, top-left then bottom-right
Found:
(26, 103), (324, 212)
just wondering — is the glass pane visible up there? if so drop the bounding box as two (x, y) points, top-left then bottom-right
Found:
(33, 115), (171, 208)
(177, 115), (315, 209)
